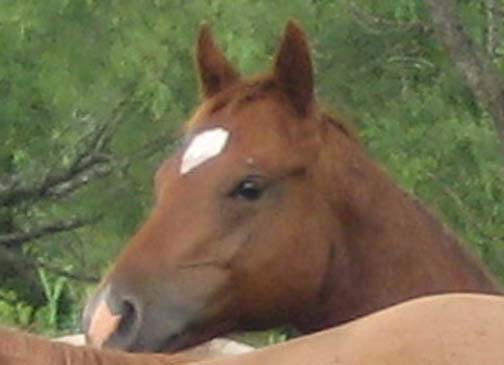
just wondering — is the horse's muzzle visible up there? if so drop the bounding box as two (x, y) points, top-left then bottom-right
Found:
(82, 285), (143, 351)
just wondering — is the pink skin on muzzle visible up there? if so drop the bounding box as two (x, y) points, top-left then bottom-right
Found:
(87, 299), (122, 348)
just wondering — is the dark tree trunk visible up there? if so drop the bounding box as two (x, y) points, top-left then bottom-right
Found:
(425, 0), (504, 156)
(483, 0), (501, 57)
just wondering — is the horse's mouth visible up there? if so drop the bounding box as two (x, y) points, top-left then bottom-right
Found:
(160, 321), (233, 353)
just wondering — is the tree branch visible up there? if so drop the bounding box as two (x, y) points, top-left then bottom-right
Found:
(46, 162), (114, 199)
(0, 142), (110, 208)
(0, 217), (98, 247)
(0, 94), (132, 208)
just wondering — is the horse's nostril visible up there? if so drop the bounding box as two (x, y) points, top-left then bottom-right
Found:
(115, 299), (137, 338)
(85, 289), (143, 350)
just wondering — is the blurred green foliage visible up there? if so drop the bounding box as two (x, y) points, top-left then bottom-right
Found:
(0, 0), (503, 336)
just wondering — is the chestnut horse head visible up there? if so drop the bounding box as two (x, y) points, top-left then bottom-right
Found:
(83, 21), (500, 353)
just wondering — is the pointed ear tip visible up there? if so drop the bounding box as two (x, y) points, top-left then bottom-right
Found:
(285, 19), (306, 37)
(199, 21), (210, 31)
(197, 22), (213, 42)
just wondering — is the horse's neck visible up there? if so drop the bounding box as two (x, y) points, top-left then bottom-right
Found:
(304, 128), (501, 332)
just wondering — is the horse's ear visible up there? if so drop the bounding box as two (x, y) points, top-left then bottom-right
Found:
(274, 20), (314, 116)
(196, 24), (240, 98)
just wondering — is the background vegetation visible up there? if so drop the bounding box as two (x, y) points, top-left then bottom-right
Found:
(1, 0), (503, 336)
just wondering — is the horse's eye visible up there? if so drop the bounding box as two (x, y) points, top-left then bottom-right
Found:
(231, 177), (265, 201)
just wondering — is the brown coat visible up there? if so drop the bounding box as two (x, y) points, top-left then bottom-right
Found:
(2, 294), (504, 365)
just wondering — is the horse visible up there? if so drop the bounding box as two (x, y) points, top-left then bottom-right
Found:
(3, 294), (504, 364)
(82, 21), (502, 352)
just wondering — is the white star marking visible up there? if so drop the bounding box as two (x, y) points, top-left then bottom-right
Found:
(180, 127), (230, 175)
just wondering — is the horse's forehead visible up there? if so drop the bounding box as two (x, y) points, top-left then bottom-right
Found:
(192, 88), (291, 128)
(173, 94), (298, 177)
